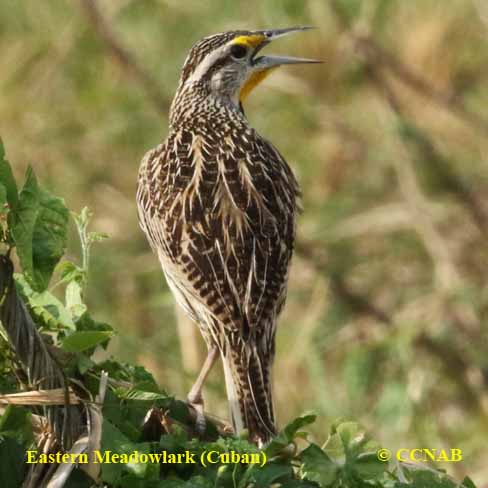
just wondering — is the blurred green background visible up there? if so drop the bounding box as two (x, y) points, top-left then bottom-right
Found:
(1, 0), (488, 484)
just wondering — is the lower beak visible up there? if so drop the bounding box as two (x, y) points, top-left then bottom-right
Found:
(251, 26), (322, 68)
(253, 55), (322, 69)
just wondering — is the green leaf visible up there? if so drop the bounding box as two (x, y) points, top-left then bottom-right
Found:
(461, 477), (478, 488)
(56, 260), (85, 285)
(74, 312), (113, 353)
(117, 387), (168, 402)
(31, 188), (69, 291)
(162, 477), (213, 488)
(0, 184), (7, 214)
(76, 353), (95, 374)
(394, 466), (459, 488)
(336, 421), (363, 449)
(61, 330), (114, 353)
(266, 414), (316, 457)
(0, 140), (18, 212)
(280, 480), (320, 488)
(354, 451), (386, 480)
(119, 475), (166, 488)
(15, 273), (75, 331)
(319, 421), (386, 484)
(64, 468), (94, 487)
(282, 414), (317, 441)
(300, 443), (338, 486)
(322, 430), (345, 461)
(245, 463), (294, 488)
(100, 420), (154, 484)
(9, 168), (68, 291)
(336, 421), (378, 458)
(0, 438), (27, 488)
(0, 405), (33, 444)
(66, 281), (87, 319)
(10, 166), (40, 284)
(94, 360), (157, 386)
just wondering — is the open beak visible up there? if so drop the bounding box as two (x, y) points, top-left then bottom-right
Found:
(251, 26), (322, 68)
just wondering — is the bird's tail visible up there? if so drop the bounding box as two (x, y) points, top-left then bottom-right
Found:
(221, 343), (276, 446)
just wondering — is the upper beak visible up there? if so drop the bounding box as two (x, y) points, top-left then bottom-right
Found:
(251, 26), (322, 68)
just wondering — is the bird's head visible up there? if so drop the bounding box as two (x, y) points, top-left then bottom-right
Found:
(171, 27), (320, 118)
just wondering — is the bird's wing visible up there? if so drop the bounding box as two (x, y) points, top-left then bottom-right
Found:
(213, 131), (300, 336)
(137, 129), (299, 343)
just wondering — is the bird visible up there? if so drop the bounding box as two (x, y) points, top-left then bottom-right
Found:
(137, 27), (319, 446)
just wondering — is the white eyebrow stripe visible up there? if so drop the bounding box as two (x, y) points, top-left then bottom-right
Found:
(184, 45), (229, 87)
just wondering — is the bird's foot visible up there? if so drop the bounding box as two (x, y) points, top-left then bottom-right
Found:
(186, 346), (219, 436)
(187, 393), (206, 435)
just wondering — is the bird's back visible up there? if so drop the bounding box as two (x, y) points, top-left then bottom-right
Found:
(137, 108), (300, 443)
(137, 109), (299, 339)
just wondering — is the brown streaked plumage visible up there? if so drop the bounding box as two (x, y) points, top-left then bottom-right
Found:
(137, 27), (319, 445)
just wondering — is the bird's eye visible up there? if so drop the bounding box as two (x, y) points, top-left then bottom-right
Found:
(230, 44), (248, 59)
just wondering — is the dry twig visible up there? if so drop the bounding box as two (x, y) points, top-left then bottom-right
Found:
(78, 0), (170, 114)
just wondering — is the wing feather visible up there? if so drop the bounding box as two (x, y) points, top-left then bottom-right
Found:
(137, 127), (299, 349)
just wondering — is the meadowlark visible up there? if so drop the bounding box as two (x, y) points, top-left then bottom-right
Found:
(137, 27), (319, 445)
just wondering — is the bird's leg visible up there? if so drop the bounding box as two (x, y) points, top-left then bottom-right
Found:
(187, 345), (219, 434)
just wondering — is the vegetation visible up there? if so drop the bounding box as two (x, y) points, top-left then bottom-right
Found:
(0, 140), (478, 488)
(0, 0), (487, 485)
